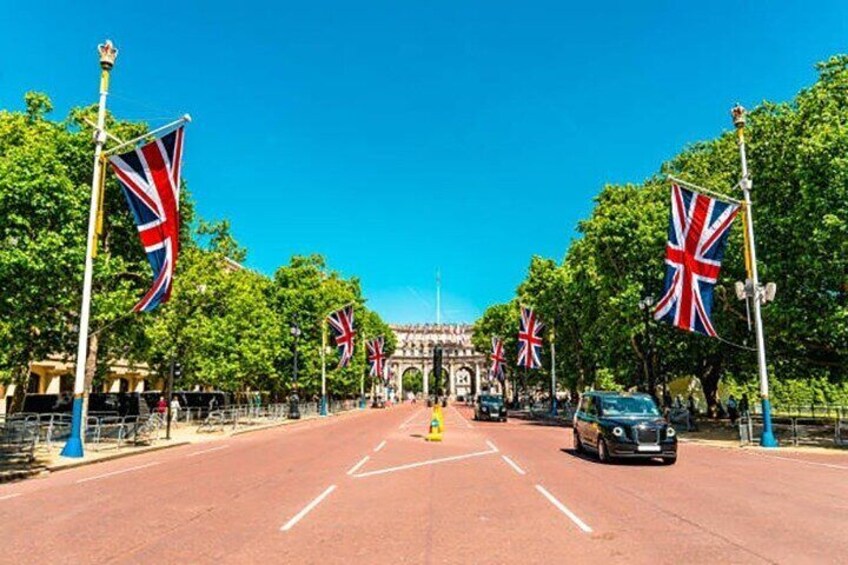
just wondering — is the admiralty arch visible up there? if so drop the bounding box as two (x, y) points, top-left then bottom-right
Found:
(388, 324), (499, 400)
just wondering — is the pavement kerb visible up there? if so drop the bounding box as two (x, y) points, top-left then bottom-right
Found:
(45, 440), (191, 474)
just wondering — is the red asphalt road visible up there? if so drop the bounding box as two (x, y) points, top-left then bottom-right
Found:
(1, 404), (847, 564)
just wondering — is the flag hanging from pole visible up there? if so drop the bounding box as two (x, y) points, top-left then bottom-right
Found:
(654, 183), (740, 337)
(489, 337), (506, 382)
(108, 127), (185, 312)
(517, 307), (544, 369)
(327, 305), (356, 367)
(367, 336), (385, 378)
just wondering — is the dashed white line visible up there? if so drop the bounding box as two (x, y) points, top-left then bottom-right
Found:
(535, 485), (593, 533)
(486, 440), (499, 452)
(501, 455), (526, 475)
(347, 455), (370, 475)
(0, 493), (21, 501)
(399, 410), (424, 429)
(353, 448), (498, 478)
(280, 485), (337, 532)
(374, 440), (387, 452)
(187, 445), (229, 457)
(75, 462), (161, 484)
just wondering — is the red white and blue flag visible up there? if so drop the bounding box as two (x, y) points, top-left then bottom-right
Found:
(517, 307), (544, 369)
(109, 127), (185, 312)
(328, 305), (356, 367)
(654, 183), (740, 337)
(490, 337), (506, 382)
(367, 336), (386, 378)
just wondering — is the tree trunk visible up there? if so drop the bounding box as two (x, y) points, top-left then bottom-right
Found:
(9, 364), (29, 414)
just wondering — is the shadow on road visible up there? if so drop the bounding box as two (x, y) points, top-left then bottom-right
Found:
(559, 447), (666, 466)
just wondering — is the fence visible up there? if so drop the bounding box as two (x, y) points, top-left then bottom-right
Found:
(739, 412), (847, 447)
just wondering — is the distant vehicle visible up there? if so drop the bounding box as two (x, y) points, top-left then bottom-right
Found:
(474, 394), (507, 422)
(371, 396), (386, 409)
(573, 391), (677, 465)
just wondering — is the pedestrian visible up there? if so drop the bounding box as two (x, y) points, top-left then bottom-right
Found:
(170, 396), (181, 422)
(156, 395), (167, 418)
(727, 395), (739, 425)
(687, 393), (699, 431)
(739, 393), (750, 419)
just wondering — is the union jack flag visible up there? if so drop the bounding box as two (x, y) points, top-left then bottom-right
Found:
(109, 127), (185, 312)
(327, 305), (356, 367)
(367, 336), (385, 378)
(517, 307), (544, 369)
(489, 337), (506, 382)
(654, 183), (740, 337)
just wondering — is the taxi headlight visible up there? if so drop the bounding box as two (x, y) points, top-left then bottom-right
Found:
(666, 426), (676, 438)
(481, 406), (488, 412)
(612, 426), (624, 437)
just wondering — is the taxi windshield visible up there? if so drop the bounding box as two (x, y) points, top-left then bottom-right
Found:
(480, 395), (502, 404)
(600, 396), (659, 417)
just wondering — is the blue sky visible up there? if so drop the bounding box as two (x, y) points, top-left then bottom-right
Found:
(2, 1), (847, 323)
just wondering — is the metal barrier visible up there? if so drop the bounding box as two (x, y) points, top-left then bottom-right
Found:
(739, 414), (844, 447)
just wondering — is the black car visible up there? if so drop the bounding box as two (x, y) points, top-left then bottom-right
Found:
(474, 394), (507, 422)
(573, 391), (677, 465)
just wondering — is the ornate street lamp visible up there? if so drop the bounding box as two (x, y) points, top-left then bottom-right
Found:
(289, 322), (302, 419)
(637, 295), (657, 397)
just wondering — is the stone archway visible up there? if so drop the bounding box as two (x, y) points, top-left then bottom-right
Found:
(402, 367), (423, 394)
(455, 366), (475, 399)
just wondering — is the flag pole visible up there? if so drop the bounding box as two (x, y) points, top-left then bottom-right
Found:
(550, 324), (557, 416)
(360, 337), (366, 410)
(732, 105), (778, 448)
(321, 318), (328, 416)
(61, 40), (118, 458)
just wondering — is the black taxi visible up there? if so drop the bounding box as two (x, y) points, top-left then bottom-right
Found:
(573, 391), (677, 465)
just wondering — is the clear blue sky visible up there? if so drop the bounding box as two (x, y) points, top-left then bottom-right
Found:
(2, 1), (847, 323)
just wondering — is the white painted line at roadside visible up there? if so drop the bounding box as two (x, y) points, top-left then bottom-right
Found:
(187, 445), (229, 457)
(502, 455), (526, 475)
(347, 455), (370, 475)
(399, 409), (424, 429)
(281, 485), (337, 532)
(451, 405), (473, 428)
(374, 440), (387, 452)
(75, 462), (160, 484)
(0, 493), (21, 501)
(486, 440), (499, 452)
(755, 453), (848, 471)
(352, 448), (497, 479)
(535, 485), (592, 533)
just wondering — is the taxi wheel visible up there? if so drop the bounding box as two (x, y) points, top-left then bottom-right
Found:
(573, 430), (584, 453)
(597, 438), (611, 464)
(661, 456), (677, 466)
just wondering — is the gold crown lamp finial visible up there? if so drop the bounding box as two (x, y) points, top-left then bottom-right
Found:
(98, 40), (118, 71)
(731, 104), (746, 129)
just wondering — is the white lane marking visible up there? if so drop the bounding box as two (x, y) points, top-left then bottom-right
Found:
(280, 485), (337, 532)
(486, 440), (499, 452)
(0, 493), (22, 501)
(451, 406), (473, 428)
(75, 462), (160, 484)
(399, 409), (424, 429)
(535, 485), (593, 533)
(187, 445), (229, 457)
(374, 440), (387, 452)
(347, 455), (370, 475)
(502, 455), (526, 475)
(754, 453), (848, 471)
(352, 448), (498, 479)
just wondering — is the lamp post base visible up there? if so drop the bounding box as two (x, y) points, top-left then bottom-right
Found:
(60, 396), (85, 458)
(550, 398), (558, 417)
(760, 397), (779, 448)
(320, 395), (328, 417)
(359, 395), (366, 409)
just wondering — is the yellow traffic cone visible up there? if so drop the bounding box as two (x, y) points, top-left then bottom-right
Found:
(425, 404), (444, 441)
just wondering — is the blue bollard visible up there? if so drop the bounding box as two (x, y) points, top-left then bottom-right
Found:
(320, 395), (328, 416)
(60, 396), (85, 458)
(760, 397), (779, 448)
